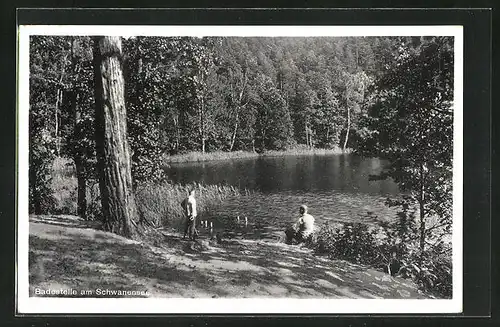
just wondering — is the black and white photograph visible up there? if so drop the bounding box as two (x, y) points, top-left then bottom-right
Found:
(17, 25), (463, 314)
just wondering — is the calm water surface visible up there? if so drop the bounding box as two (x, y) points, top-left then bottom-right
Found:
(165, 154), (399, 239)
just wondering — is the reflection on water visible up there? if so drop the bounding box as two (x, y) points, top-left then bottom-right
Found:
(165, 154), (400, 240)
(166, 154), (398, 195)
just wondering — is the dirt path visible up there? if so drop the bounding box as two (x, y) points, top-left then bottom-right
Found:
(29, 215), (429, 299)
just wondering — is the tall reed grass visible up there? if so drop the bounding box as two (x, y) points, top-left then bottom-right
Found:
(50, 157), (244, 229)
(135, 182), (243, 229)
(164, 146), (348, 164)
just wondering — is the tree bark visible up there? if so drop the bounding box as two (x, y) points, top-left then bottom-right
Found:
(92, 36), (139, 238)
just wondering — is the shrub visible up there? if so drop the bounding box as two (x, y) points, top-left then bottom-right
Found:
(314, 222), (385, 266)
(313, 220), (452, 298)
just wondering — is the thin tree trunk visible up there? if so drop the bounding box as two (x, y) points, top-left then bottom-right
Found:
(173, 115), (180, 152)
(229, 111), (239, 152)
(93, 36), (139, 238)
(55, 89), (60, 156)
(71, 90), (88, 219)
(69, 37), (88, 219)
(199, 90), (205, 154)
(305, 121), (308, 148)
(343, 106), (351, 151)
(31, 169), (42, 215)
(419, 163), (426, 255)
(75, 154), (87, 219)
(54, 63), (65, 156)
(326, 125), (330, 146)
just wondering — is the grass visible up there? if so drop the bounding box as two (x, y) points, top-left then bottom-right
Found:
(165, 150), (259, 164)
(164, 146), (349, 164)
(50, 157), (245, 229)
(135, 181), (245, 229)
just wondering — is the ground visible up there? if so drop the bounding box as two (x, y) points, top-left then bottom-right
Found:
(28, 215), (429, 299)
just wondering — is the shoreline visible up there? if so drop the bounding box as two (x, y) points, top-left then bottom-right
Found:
(28, 215), (430, 300)
(164, 148), (352, 164)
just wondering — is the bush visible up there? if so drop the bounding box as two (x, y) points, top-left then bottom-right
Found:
(314, 222), (384, 265)
(313, 220), (452, 299)
(398, 244), (452, 298)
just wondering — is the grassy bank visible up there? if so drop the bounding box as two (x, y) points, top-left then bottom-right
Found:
(29, 215), (429, 299)
(50, 157), (244, 228)
(164, 146), (349, 164)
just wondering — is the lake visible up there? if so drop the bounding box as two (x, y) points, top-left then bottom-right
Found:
(165, 154), (400, 240)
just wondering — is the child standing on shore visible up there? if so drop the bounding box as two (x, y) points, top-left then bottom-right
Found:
(181, 189), (198, 240)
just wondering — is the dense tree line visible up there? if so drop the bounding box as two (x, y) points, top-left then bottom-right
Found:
(29, 35), (401, 213)
(28, 35), (454, 257)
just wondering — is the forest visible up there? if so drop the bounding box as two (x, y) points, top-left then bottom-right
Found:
(28, 35), (454, 297)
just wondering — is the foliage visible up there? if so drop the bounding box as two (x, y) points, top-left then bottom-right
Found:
(313, 219), (452, 298)
(253, 74), (295, 151)
(314, 222), (382, 265)
(357, 36), (454, 254)
(29, 36), (66, 214)
(29, 36), (97, 217)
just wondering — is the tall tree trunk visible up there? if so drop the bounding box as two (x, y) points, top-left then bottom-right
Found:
(71, 91), (88, 219)
(343, 105), (351, 151)
(74, 154), (87, 219)
(55, 56), (66, 157)
(199, 91), (206, 154)
(93, 36), (139, 238)
(173, 115), (180, 152)
(419, 163), (426, 255)
(305, 121), (308, 148)
(326, 125), (330, 146)
(229, 110), (239, 152)
(55, 89), (61, 156)
(70, 38), (87, 219)
(31, 168), (42, 215)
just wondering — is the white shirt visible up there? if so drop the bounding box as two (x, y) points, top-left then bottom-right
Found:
(182, 195), (197, 218)
(298, 213), (315, 236)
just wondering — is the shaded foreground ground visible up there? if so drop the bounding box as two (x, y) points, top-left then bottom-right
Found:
(29, 215), (429, 299)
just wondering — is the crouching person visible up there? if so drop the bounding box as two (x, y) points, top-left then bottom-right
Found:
(285, 205), (315, 245)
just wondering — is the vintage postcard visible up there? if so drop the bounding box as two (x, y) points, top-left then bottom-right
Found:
(17, 24), (463, 314)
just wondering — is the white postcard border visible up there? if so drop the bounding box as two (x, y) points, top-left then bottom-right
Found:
(17, 24), (464, 314)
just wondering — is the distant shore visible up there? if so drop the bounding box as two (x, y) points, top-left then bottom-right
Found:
(164, 147), (351, 164)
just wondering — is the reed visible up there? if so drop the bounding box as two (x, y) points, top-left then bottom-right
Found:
(135, 181), (243, 229)
(50, 157), (244, 229)
(164, 146), (349, 164)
